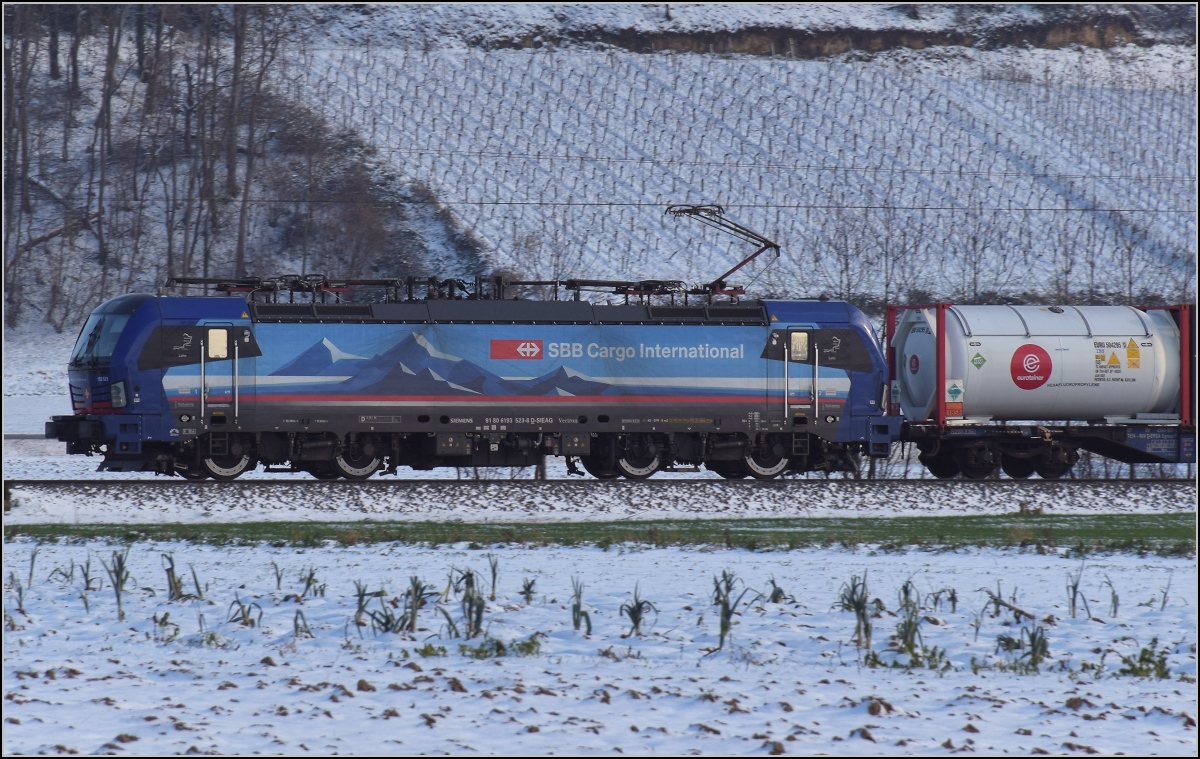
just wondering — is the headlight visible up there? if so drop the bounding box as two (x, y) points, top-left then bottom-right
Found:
(111, 381), (127, 408)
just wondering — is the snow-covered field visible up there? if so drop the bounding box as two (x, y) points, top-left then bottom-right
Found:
(2, 541), (1196, 755)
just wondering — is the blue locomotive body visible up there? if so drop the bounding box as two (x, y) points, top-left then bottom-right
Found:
(47, 293), (900, 480)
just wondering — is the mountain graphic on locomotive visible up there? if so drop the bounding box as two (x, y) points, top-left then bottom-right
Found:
(45, 207), (1196, 480)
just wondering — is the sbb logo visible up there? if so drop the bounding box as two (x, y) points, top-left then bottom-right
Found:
(1010, 344), (1052, 390)
(490, 340), (543, 360)
(547, 342), (584, 359)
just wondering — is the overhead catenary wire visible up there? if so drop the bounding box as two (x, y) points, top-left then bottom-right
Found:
(88, 197), (1195, 212)
(336, 145), (1197, 183)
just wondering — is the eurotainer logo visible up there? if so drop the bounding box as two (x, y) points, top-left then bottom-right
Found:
(1010, 344), (1052, 390)
(490, 340), (543, 360)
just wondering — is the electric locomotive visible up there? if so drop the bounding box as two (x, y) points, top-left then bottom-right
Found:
(44, 274), (900, 480)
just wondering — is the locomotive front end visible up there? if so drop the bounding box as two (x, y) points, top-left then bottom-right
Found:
(45, 293), (159, 465)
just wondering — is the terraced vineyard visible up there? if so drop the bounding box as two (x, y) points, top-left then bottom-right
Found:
(283, 44), (1196, 300)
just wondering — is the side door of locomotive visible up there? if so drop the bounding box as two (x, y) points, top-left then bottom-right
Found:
(199, 323), (256, 431)
(764, 325), (818, 424)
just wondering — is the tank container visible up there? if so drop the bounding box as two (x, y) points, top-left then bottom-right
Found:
(892, 305), (1181, 422)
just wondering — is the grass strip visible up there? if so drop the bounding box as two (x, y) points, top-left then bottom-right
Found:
(4, 513), (1195, 555)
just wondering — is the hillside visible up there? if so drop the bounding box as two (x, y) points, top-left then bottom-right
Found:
(291, 41), (1195, 304)
(301, 4), (1195, 53)
(2, 4), (1196, 338)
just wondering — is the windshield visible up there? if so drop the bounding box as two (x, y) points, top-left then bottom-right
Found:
(70, 314), (130, 367)
(68, 294), (152, 368)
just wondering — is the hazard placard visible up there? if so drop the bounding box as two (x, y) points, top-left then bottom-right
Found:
(1125, 339), (1140, 369)
(944, 379), (965, 403)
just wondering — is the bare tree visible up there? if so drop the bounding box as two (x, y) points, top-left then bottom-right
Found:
(235, 6), (286, 275)
(3, 4), (38, 324)
(812, 200), (873, 300)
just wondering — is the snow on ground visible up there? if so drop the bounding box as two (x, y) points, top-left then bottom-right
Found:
(2, 325), (77, 401)
(301, 4), (1171, 51)
(2, 542), (1196, 755)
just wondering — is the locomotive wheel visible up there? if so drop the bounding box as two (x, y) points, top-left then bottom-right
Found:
(743, 449), (789, 480)
(332, 451), (382, 480)
(706, 460), (748, 479)
(579, 456), (619, 480)
(919, 454), (960, 480)
(201, 453), (257, 480)
(615, 435), (662, 480)
(303, 463), (342, 480)
(1000, 454), (1036, 480)
(615, 451), (661, 480)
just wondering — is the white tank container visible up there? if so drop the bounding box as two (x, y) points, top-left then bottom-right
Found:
(892, 305), (1181, 422)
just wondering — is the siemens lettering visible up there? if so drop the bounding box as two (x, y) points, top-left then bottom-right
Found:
(546, 342), (745, 361)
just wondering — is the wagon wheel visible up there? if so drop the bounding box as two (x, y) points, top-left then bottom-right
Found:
(956, 462), (996, 480)
(919, 453), (960, 480)
(1033, 449), (1077, 480)
(1000, 454), (1036, 480)
(953, 449), (996, 481)
(332, 450), (382, 480)
(200, 453), (257, 481)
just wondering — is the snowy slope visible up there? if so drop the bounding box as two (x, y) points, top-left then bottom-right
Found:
(282, 38), (1196, 300)
(300, 4), (1187, 49)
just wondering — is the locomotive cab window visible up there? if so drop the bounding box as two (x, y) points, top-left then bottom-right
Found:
(207, 328), (229, 359)
(70, 313), (131, 367)
(68, 294), (152, 368)
(789, 332), (809, 362)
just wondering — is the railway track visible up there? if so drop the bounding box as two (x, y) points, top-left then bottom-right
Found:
(5, 478), (1195, 524)
(3, 477), (1195, 488)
